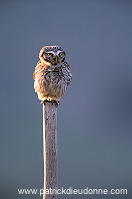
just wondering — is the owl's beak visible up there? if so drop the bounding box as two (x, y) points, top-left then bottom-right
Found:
(54, 56), (59, 63)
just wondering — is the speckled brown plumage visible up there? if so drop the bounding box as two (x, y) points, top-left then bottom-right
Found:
(33, 46), (72, 103)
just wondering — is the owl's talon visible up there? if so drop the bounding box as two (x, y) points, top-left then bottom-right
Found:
(40, 100), (45, 105)
(40, 99), (50, 105)
(41, 99), (59, 106)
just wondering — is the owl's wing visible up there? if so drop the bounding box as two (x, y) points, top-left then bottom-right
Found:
(33, 61), (48, 94)
(33, 61), (41, 80)
(62, 61), (72, 85)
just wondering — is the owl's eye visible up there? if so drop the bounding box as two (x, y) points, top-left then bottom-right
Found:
(47, 53), (53, 56)
(59, 52), (65, 57)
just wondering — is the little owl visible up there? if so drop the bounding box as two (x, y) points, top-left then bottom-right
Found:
(33, 46), (72, 104)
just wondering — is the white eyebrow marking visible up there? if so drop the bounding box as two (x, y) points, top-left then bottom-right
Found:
(47, 51), (62, 56)
(56, 51), (62, 55)
(47, 51), (56, 55)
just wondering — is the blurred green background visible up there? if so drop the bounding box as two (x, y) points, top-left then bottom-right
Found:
(0, 0), (132, 198)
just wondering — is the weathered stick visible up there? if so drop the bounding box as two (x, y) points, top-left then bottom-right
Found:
(43, 102), (58, 199)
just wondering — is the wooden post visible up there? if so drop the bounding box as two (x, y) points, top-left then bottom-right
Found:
(43, 102), (58, 199)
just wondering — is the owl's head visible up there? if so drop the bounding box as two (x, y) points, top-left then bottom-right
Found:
(39, 46), (66, 65)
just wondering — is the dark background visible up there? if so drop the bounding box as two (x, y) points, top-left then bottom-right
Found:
(0, 0), (132, 198)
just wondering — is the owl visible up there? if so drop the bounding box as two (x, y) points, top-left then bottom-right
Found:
(33, 46), (72, 104)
